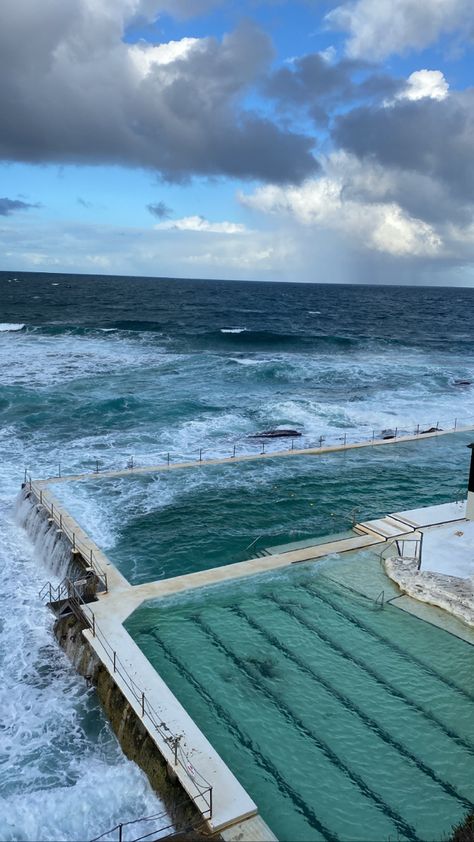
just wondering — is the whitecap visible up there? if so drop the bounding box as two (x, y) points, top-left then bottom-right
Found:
(220, 328), (247, 334)
(0, 323), (25, 332)
(308, 311), (321, 315)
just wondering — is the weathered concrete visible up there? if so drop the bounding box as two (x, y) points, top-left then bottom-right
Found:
(54, 613), (212, 836)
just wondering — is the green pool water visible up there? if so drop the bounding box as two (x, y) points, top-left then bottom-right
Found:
(52, 431), (473, 585)
(126, 552), (474, 842)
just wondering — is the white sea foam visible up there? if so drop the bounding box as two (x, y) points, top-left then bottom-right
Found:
(220, 327), (247, 333)
(0, 323), (25, 332)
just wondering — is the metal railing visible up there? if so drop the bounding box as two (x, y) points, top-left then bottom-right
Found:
(89, 800), (201, 842)
(25, 412), (474, 484)
(379, 532), (424, 570)
(38, 576), (213, 822)
(26, 480), (108, 593)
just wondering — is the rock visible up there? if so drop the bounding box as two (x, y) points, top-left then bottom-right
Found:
(249, 429), (302, 439)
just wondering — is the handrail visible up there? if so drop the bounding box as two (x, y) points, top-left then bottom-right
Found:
(244, 534), (264, 553)
(27, 481), (108, 593)
(25, 412), (474, 484)
(379, 531), (424, 569)
(38, 576), (213, 822)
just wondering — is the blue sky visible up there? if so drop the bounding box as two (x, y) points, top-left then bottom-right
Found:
(1, 0), (473, 284)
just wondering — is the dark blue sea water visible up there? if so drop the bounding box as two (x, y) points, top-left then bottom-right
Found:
(1, 270), (474, 840)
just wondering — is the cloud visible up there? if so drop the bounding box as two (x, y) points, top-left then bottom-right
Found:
(326, 0), (474, 60)
(240, 155), (442, 258)
(0, 216), (293, 281)
(0, 3), (317, 183)
(332, 90), (474, 209)
(264, 50), (402, 124)
(155, 214), (247, 233)
(147, 201), (172, 218)
(0, 197), (39, 215)
(397, 69), (449, 102)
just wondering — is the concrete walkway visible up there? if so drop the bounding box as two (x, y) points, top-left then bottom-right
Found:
(36, 424), (474, 486)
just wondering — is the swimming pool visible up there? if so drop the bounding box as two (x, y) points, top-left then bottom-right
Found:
(126, 551), (474, 841)
(51, 431), (474, 585)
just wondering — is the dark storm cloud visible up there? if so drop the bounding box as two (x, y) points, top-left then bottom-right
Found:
(0, 2), (317, 184)
(0, 197), (39, 215)
(265, 52), (402, 123)
(333, 91), (474, 202)
(147, 201), (172, 218)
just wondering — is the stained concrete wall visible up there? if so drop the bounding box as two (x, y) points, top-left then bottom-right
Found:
(54, 612), (211, 836)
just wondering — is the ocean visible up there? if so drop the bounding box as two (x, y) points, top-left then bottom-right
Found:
(1, 270), (474, 840)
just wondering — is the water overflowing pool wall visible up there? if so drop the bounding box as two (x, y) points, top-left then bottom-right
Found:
(17, 490), (215, 839)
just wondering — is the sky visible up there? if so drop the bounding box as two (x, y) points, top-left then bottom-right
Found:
(1, 0), (474, 285)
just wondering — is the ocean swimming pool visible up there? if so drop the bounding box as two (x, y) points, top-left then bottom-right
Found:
(50, 431), (474, 585)
(125, 551), (474, 842)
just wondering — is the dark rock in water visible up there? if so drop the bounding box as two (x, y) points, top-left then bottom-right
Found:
(249, 429), (302, 439)
(381, 429), (396, 439)
(454, 379), (472, 386)
(421, 426), (442, 434)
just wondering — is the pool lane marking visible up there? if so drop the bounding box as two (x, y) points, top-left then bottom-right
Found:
(145, 630), (338, 842)
(302, 581), (474, 705)
(193, 614), (419, 842)
(232, 604), (474, 812)
(265, 593), (474, 755)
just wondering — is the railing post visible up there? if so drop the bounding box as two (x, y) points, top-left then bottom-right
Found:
(261, 441), (265, 455)
(394, 427), (397, 438)
(232, 445), (236, 458)
(372, 430), (375, 442)
(291, 439), (294, 450)
(199, 448), (202, 462)
(59, 513), (62, 530)
(416, 423), (420, 435)
(72, 532), (76, 550)
(209, 785), (213, 818)
(24, 467), (27, 484)
(58, 462), (61, 478)
(51, 503), (54, 519)
(118, 823), (123, 842)
(343, 432), (346, 446)
(141, 692), (145, 717)
(167, 452), (170, 466)
(454, 418), (457, 430)
(113, 651), (116, 672)
(92, 614), (96, 636)
(90, 548), (93, 565)
(39, 490), (43, 504)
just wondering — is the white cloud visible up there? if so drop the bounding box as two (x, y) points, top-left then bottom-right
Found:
(128, 37), (203, 77)
(326, 0), (474, 60)
(240, 153), (442, 258)
(398, 69), (449, 101)
(154, 215), (247, 233)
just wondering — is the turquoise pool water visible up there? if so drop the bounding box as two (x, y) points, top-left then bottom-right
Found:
(126, 552), (474, 842)
(52, 431), (473, 585)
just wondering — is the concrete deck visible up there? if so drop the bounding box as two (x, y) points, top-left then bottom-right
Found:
(381, 500), (474, 630)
